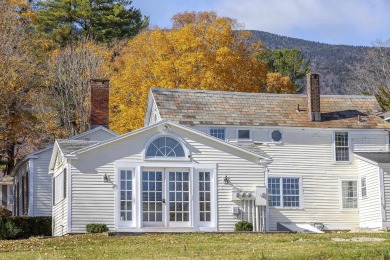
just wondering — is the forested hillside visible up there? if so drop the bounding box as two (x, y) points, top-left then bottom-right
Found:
(250, 30), (370, 94)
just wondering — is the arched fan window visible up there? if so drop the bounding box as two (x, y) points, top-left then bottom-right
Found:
(145, 136), (185, 158)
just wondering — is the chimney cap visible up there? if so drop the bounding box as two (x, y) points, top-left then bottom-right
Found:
(90, 78), (109, 83)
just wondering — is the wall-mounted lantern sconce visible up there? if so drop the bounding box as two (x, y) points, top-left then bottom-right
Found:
(103, 173), (109, 183)
(224, 175), (229, 185)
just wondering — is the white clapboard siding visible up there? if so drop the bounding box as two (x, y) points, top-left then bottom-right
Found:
(356, 158), (382, 229)
(179, 128), (265, 232)
(52, 175), (67, 236)
(68, 126), (265, 233)
(32, 149), (53, 216)
(13, 162), (29, 216)
(258, 128), (387, 230)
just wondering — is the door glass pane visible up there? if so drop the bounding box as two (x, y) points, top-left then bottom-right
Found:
(199, 171), (212, 222)
(120, 170), (132, 221)
(142, 171), (163, 222)
(169, 171), (190, 222)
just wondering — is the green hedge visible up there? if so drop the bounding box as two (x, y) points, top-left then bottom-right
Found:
(234, 221), (253, 232)
(0, 216), (52, 239)
(86, 223), (109, 233)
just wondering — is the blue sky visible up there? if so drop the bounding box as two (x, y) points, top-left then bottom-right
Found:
(131, 0), (390, 46)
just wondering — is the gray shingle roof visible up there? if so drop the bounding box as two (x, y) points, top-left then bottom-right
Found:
(57, 140), (100, 155)
(355, 152), (390, 164)
(152, 88), (389, 129)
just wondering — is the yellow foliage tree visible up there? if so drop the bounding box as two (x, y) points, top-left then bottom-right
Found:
(109, 11), (267, 133)
(265, 72), (296, 94)
(0, 0), (47, 174)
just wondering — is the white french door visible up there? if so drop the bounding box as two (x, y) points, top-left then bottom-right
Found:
(142, 168), (191, 227)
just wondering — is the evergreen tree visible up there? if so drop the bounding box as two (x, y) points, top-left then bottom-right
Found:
(35, 0), (149, 45)
(259, 49), (311, 92)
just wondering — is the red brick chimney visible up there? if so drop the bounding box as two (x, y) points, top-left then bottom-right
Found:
(307, 73), (321, 122)
(90, 79), (109, 129)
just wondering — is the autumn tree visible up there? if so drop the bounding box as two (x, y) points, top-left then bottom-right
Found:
(266, 73), (295, 94)
(109, 11), (267, 133)
(35, 0), (149, 45)
(0, 0), (44, 175)
(46, 39), (105, 136)
(259, 49), (310, 93)
(349, 39), (390, 110)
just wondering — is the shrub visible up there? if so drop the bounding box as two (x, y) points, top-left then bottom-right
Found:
(234, 221), (253, 232)
(1, 217), (52, 239)
(0, 207), (11, 218)
(86, 223), (109, 233)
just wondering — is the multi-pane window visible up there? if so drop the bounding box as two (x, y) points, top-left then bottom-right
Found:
(238, 130), (251, 140)
(268, 178), (281, 206)
(268, 177), (300, 208)
(169, 171), (190, 222)
(335, 132), (349, 162)
(146, 137), (185, 158)
(341, 180), (357, 209)
(120, 170), (133, 221)
(199, 171), (211, 222)
(142, 171), (163, 222)
(361, 177), (367, 198)
(210, 129), (225, 140)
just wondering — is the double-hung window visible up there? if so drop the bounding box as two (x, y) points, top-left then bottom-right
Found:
(268, 177), (300, 208)
(210, 128), (225, 140)
(341, 180), (358, 209)
(335, 132), (349, 162)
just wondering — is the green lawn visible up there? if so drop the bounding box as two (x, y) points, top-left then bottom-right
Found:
(1, 233), (390, 259)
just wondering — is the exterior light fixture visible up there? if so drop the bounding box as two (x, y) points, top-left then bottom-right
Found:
(103, 173), (109, 183)
(223, 175), (229, 185)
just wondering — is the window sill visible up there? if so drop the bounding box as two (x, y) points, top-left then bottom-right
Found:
(269, 206), (304, 210)
(333, 161), (352, 165)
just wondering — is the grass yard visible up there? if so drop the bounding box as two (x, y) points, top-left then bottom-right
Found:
(1, 232), (390, 259)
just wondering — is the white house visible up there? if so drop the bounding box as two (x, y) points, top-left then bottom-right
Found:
(49, 73), (390, 236)
(11, 79), (118, 217)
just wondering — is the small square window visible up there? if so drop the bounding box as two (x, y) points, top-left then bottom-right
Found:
(238, 130), (250, 140)
(210, 128), (225, 140)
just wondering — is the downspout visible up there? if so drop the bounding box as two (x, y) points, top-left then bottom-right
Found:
(67, 160), (72, 234)
(379, 168), (386, 229)
(265, 166), (270, 232)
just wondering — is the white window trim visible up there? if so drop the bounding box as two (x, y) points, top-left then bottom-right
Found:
(267, 176), (303, 209)
(143, 133), (190, 161)
(52, 165), (69, 206)
(237, 129), (252, 141)
(338, 178), (358, 211)
(269, 129), (283, 143)
(115, 168), (136, 229)
(209, 128), (226, 141)
(333, 131), (352, 164)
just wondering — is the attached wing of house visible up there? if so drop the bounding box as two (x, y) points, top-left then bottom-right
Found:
(11, 126), (119, 217)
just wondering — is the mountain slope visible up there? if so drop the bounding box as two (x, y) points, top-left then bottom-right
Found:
(249, 30), (370, 94)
